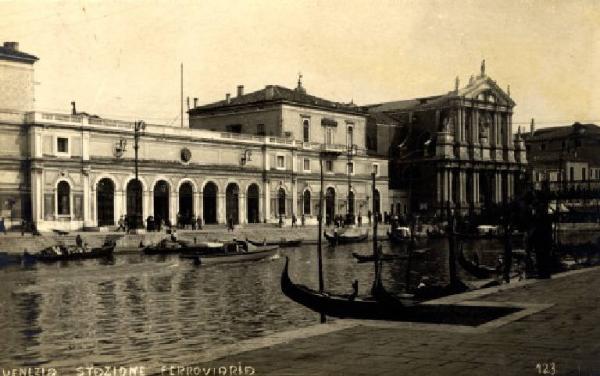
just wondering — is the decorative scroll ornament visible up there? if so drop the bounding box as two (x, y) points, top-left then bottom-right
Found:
(114, 138), (127, 158)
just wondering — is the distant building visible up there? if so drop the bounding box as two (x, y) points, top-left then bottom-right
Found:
(523, 120), (600, 191)
(0, 45), (388, 230)
(367, 62), (527, 217)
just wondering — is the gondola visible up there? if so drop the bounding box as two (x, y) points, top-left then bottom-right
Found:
(387, 226), (411, 244)
(248, 238), (302, 248)
(351, 252), (407, 263)
(23, 243), (115, 263)
(457, 245), (496, 279)
(143, 240), (224, 255)
(323, 228), (368, 245)
(190, 243), (278, 266)
(281, 257), (409, 320)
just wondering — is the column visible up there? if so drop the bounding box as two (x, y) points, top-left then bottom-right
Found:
(472, 110), (479, 143)
(495, 172), (502, 203)
(448, 170), (453, 205)
(436, 169), (442, 205)
(459, 170), (467, 206)
(148, 189), (154, 217)
(263, 183), (270, 222)
(455, 109), (461, 142)
(460, 108), (466, 142)
(114, 190), (123, 224)
(441, 169), (448, 203)
(30, 168), (43, 224)
(194, 191), (201, 219)
(239, 192), (246, 224)
(291, 178), (298, 218)
(83, 173), (92, 227)
(217, 192), (226, 224)
(472, 171), (479, 204)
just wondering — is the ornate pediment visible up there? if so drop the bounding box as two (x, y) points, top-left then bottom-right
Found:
(459, 76), (515, 107)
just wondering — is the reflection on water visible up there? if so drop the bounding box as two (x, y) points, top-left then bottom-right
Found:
(0, 234), (592, 369)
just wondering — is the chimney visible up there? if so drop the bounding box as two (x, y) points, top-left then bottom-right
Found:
(226, 93), (231, 104)
(3, 42), (19, 51)
(193, 97), (198, 107)
(265, 85), (274, 100)
(71, 101), (77, 115)
(186, 96), (190, 110)
(530, 118), (535, 136)
(237, 85), (244, 97)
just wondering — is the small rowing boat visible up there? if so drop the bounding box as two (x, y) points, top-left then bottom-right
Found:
(248, 238), (302, 248)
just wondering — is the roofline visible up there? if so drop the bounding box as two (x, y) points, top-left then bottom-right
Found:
(189, 98), (367, 117)
(0, 52), (38, 64)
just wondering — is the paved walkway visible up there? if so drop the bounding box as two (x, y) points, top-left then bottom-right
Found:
(188, 267), (600, 376)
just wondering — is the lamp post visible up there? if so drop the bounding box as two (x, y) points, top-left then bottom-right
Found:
(317, 147), (339, 323)
(133, 120), (145, 229)
(346, 144), (357, 225)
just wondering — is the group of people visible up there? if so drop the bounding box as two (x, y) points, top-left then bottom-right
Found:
(41, 234), (90, 256)
(116, 214), (204, 233)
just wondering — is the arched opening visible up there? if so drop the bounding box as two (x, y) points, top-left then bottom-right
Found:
(247, 184), (260, 223)
(203, 182), (218, 224)
(97, 178), (115, 226)
(57, 181), (70, 215)
(226, 183), (239, 225)
(178, 182), (194, 226)
(303, 190), (311, 215)
(277, 188), (286, 217)
(325, 187), (335, 225)
(126, 180), (142, 220)
(373, 189), (381, 214)
(153, 180), (170, 226)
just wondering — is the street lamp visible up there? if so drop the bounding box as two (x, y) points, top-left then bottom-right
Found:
(132, 120), (146, 229)
(317, 147), (340, 323)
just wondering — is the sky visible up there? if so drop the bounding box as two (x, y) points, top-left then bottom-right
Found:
(1, 0), (599, 129)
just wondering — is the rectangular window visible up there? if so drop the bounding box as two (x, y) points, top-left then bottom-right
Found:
(303, 158), (310, 171)
(325, 160), (333, 172)
(347, 125), (354, 148)
(257, 124), (265, 136)
(57, 137), (68, 153)
(347, 161), (354, 175)
(302, 119), (310, 142)
(326, 128), (334, 145)
(582, 167), (586, 181)
(276, 155), (285, 169)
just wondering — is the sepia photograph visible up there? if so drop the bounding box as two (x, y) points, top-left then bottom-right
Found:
(0, 0), (599, 375)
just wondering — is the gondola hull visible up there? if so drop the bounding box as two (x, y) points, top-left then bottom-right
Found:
(248, 239), (302, 248)
(23, 244), (115, 263)
(323, 230), (368, 246)
(195, 246), (278, 266)
(457, 248), (496, 279)
(281, 257), (406, 320)
(351, 252), (407, 263)
(143, 241), (225, 255)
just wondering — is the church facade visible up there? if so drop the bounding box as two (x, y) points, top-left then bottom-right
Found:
(368, 62), (527, 217)
(0, 42), (389, 231)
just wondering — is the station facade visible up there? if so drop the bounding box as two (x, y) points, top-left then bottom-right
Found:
(0, 43), (389, 231)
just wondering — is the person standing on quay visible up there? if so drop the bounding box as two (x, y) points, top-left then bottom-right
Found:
(292, 214), (297, 228)
(228, 216), (234, 232)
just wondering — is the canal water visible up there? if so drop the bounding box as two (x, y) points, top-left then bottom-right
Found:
(0, 234), (592, 369)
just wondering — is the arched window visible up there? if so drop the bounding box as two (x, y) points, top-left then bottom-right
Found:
(303, 190), (311, 215)
(278, 188), (286, 216)
(57, 181), (70, 215)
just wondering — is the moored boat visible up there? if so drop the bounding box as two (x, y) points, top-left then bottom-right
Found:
(457, 246), (497, 279)
(387, 226), (411, 244)
(324, 227), (368, 245)
(248, 238), (302, 248)
(143, 239), (224, 255)
(351, 252), (408, 263)
(281, 257), (408, 319)
(23, 243), (115, 263)
(190, 242), (278, 266)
